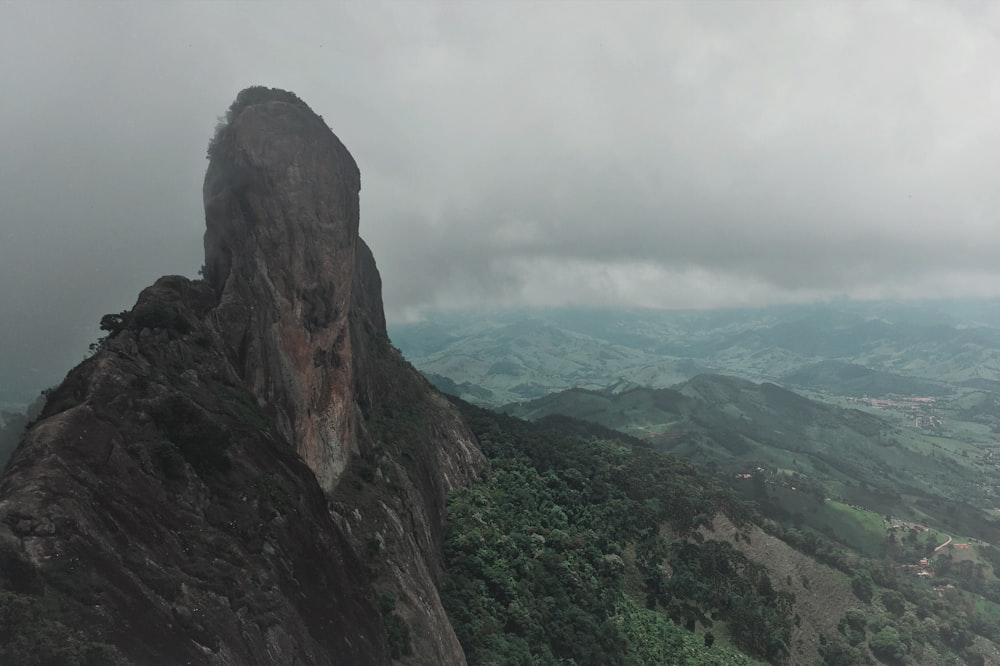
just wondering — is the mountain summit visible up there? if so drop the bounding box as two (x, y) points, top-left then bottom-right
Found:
(203, 88), (364, 492)
(0, 87), (483, 665)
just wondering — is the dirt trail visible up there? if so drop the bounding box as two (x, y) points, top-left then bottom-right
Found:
(934, 535), (952, 552)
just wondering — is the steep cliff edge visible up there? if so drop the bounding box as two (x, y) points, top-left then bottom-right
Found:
(0, 87), (484, 665)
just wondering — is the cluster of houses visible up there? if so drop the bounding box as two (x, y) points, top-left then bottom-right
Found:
(849, 395), (936, 410)
(913, 414), (942, 430)
(848, 395), (942, 430)
(733, 466), (767, 481)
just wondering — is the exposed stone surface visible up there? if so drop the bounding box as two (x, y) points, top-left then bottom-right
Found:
(0, 87), (484, 665)
(204, 93), (361, 494)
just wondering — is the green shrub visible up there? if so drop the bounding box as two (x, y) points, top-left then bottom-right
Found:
(851, 571), (875, 602)
(838, 609), (868, 647)
(819, 634), (873, 666)
(870, 626), (908, 663)
(207, 86), (309, 160)
(130, 304), (190, 334)
(99, 311), (130, 335)
(881, 589), (905, 616)
(377, 592), (412, 659)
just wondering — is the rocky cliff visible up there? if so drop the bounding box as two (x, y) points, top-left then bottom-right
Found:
(0, 87), (484, 665)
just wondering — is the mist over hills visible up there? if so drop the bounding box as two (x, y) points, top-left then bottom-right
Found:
(392, 301), (1000, 406)
(396, 301), (1000, 531)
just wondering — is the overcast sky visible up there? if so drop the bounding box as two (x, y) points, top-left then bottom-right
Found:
(3, 0), (1000, 393)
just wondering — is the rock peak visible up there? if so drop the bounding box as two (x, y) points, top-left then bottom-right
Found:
(203, 86), (363, 491)
(0, 86), (483, 664)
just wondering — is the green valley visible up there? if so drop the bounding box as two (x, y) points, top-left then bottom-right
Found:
(442, 397), (1000, 664)
(393, 302), (1000, 663)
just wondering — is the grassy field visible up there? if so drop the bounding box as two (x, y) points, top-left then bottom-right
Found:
(818, 501), (888, 557)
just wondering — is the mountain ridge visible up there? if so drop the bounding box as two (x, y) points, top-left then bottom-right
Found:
(502, 373), (1000, 546)
(0, 86), (484, 665)
(392, 304), (1000, 405)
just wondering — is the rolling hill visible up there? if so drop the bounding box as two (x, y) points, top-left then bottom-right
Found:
(391, 302), (1000, 406)
(503, 375), (1000, 548)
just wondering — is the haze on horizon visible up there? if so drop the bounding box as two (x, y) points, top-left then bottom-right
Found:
(2, 0), (1000, 391)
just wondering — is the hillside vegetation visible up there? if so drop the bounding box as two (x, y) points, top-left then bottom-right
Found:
(404, 304), (1000, 663)
(502, 375), (1000, 548)
(443, 401), (786, 664)
(441, 400), (1000, 665)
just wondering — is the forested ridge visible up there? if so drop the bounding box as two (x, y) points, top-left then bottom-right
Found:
(440, 399), (1000, 665)
(441, 400), (788, 665)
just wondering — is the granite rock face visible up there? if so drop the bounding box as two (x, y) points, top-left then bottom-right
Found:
(203, 92), (362, 493)
(0, 87), (484, 665)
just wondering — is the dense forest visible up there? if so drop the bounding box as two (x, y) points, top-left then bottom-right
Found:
(441, 400), (1000, 665)
(442, 401), (788, 665)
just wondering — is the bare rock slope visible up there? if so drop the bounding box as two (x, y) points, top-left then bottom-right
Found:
(0, 87), (484, 665)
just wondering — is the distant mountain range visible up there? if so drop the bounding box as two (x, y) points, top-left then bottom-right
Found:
(391, 301), (1000, 405)
(515, 373), (995, 524)
(393, 303), (1000, 550)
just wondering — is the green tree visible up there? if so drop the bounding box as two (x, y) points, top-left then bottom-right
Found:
(881, 590), (905, 616)
(851, 571), (875, 602)
(870, 626), (908, 663)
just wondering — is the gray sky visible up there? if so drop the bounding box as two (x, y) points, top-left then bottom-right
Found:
(3, 0), (1000, 392)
